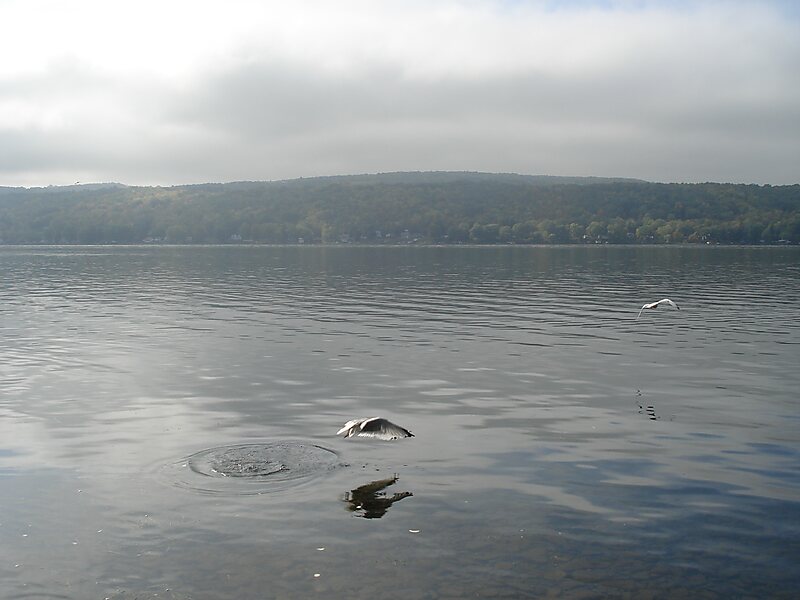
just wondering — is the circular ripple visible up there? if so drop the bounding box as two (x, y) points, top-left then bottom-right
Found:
(164, 441), (340, 495)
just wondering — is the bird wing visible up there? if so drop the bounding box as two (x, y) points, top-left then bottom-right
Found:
(337, 418), (369, 436)
(638, 298), (680, 319)
(356, 418), (413, 440)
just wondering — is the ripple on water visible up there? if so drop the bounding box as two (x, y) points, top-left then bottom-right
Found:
(162, 441), (340, 496)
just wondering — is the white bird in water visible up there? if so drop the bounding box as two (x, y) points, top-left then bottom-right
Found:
(337, 417), (414, 441)
(637, 298), (680, 319)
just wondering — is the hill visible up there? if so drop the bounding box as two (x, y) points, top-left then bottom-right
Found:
(0, 172), (797, 245)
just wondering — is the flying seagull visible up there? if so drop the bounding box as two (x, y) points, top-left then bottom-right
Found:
(637, 298), (680, 319)
(337, 417), (414, 441)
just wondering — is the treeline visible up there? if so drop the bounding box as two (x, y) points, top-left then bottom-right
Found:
(0, 172), (798, 245)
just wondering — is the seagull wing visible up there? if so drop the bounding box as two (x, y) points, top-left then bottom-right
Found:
(637, 298), (680, 319)
(356, 417), (414, 441)
(660, 299), (680, 310)
(337, 418), (372, 437)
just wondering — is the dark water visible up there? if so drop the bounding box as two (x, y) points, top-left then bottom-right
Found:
(1, 245), (798, 599)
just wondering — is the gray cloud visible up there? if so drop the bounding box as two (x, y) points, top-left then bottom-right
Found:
(0, 1), (798, 186)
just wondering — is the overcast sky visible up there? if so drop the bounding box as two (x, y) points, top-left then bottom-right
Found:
(1, 0), (798, 187)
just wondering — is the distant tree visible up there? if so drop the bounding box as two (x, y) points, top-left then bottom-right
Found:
(568, 222), (584, 243)
(585, 221), (606, 242)
(511, 221), (535, 244)
(606, 218), (628, 243)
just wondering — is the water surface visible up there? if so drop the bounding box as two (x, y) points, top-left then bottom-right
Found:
(1, 245), (799, 598)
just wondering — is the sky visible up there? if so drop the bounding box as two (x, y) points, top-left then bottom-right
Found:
(1, 0), (798, 187)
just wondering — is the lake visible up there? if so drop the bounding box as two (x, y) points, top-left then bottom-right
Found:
(1, 245), (799, 599)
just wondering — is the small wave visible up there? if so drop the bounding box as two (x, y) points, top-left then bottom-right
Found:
(161, 441), (340, 496)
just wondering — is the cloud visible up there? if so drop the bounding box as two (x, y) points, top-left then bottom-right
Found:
(0, 0), (798, 185)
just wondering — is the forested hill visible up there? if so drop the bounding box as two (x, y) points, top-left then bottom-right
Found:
(0, 172), (798, 245)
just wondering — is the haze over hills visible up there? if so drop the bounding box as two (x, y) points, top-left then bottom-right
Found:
(0, 171), (644, 192)
(271, 171), (647, 187)
(0, 172), (797, 245)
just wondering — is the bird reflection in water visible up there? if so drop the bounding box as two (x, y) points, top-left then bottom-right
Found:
(343, 475), (413, 519)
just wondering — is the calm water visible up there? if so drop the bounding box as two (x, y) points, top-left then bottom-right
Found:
(1, 245), (799, 599)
